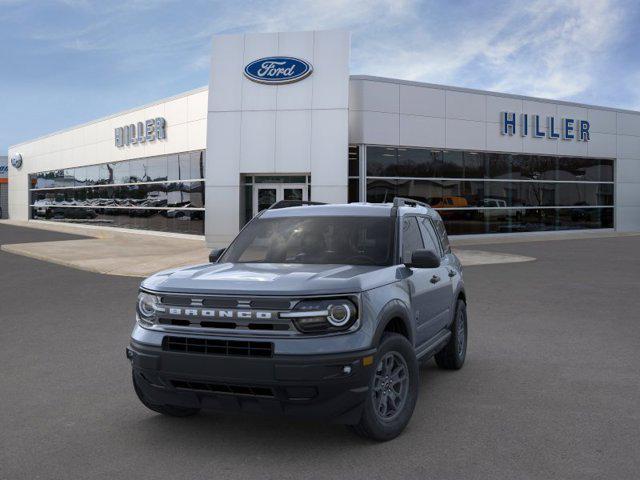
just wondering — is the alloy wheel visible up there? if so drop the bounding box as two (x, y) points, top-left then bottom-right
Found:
(373, 352), (409, 421)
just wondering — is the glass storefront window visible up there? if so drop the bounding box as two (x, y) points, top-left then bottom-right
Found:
(147, 155), (168, 182)
(367, 147), (397, 177)
(441, 151), (462, 177)
(349, 146), (360, 177)
(128, 159), (148, 183)
(348, 178), (359, 203)
(111, 161), (130, 184)
(191, 150), (205, 180)
(178, 153), (192, 180)
(397, 148), (441, 177)
(364, 146), (615, 235)
(28, 151), (206, 235)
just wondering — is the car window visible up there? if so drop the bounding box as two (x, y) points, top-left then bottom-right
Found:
(220, 216), (396, 266)
(418, 217), (442, 256)
(401, 217), (424, 263)
(433, 218), (451, 253)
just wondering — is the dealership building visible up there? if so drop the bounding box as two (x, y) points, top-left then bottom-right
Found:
(7, 30), (640, 246)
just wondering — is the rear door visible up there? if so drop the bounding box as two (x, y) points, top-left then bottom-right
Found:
(417, 216), (453, 339)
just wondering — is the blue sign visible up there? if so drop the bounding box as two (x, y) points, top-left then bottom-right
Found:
(244, 57), (313, 85)
(500, 112), (590, 141)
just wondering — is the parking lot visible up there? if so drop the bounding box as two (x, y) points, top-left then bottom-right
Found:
(1, 223), (638, 480)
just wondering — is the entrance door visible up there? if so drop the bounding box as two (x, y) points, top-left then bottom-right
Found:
(253, 183), (308, 217)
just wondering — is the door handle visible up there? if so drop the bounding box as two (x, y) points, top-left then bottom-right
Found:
(448, 269), (457, 277)
(430, 275), (441, 284)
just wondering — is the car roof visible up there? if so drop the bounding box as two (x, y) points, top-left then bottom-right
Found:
(261, 202), (440, 219)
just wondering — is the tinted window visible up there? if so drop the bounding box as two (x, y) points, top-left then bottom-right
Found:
(397, 148), (441, 177)
(221, 216), (396, 266)
(190, 151), (205, 180)
(348, 145), (360, 176)
(366, 179), (397, 203)
(348, 178), (360, 203)
(28, 150), (206, 234)
(147, 156), (168, 182)
(111, 161), (129, 184)
(418, 217), (441, 255)
(441, 151), (463, 177)
(129, 159), (148, 183)
(367, 147), (397, 177)
(179, 153), (192, 180)
(434, 218), (451, 253)
(401, 217), (424, 263)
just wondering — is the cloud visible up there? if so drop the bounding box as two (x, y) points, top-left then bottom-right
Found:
(10, 0), (629, 103)
(1, 0), (638, 154)
(347, 0), (627, 102)
(484, 0), (623, 99)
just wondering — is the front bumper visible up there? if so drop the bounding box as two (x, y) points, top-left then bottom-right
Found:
(127, 339), (376, 424)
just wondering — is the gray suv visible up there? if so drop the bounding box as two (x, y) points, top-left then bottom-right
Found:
(127, 198), (467, 441)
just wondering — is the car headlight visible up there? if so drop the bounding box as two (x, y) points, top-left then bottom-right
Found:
(281, 298), (359, 334)
(136, 291), (161, 327)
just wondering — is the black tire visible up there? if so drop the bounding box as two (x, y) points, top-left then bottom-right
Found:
(435, 299), (467, 370)
(348, 333), (419, 441)
(132, 372), (200, 417)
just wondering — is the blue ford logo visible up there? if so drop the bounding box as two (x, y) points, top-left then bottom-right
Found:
(244, 56), (313, 85)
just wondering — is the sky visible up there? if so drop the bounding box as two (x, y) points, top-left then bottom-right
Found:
(1, 0), (640, 153)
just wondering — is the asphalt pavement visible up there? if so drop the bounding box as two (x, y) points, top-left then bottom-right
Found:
(1, 223), (638, 480)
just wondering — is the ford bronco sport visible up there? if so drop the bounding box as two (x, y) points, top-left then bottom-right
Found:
(127, 198), (467, 441)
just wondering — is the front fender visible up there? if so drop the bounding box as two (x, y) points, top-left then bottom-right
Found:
(371, 298), (414, 348)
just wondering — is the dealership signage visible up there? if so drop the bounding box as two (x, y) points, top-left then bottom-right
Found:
(244, 56), (313, 84)
(115, 117), (166, 147)
(500, 112), (590, 141)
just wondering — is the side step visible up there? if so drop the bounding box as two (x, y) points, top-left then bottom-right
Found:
(415, 330), (451, 361)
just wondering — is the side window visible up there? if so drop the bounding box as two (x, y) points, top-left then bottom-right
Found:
(434, 218), (451, 253)
(418, 217), (442, 256)
(401, 217), (424, 263)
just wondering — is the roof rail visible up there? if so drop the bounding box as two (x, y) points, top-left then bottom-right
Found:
(392, 197), (431, 209)
(267, 200), (327, 210)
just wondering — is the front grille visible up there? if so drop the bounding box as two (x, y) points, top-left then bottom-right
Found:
(171, 379), (274, 397)
(162, 336), (273, 357)
(159, 295), (292, 310)
(154, 295), (296, 334)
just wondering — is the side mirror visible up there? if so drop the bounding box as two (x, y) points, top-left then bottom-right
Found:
(406, 249), (440, 269)
(209, 248), (225, 263)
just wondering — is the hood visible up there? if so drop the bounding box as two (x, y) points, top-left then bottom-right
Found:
(141, 262), (397, 296)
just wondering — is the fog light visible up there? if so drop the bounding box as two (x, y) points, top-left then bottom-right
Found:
(342, 365), (352, 375)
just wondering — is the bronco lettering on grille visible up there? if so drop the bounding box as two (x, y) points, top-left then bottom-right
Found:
(161, 307), (274, 320)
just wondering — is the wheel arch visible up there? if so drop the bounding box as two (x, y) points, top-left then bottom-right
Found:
(457, 288), (466, 304)
(372, 299), (414, 347)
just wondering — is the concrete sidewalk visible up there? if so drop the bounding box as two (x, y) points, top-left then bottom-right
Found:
(0, 219), (535, 277)
(0, 220), (210, 277)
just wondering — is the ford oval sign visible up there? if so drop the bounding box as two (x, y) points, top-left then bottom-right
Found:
(244, 57), (313, 85)
(10, 153), (23, 169)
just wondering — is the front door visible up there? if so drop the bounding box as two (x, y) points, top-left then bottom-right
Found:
(401, 216), (452, 347)
(253, 183), (308, 217)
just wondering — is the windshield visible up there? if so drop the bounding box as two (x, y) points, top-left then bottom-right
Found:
(220, 216), (396, 266)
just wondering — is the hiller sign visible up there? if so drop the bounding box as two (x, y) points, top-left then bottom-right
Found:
(500, 112), (590, 141)
(115, 117), (166, 147)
